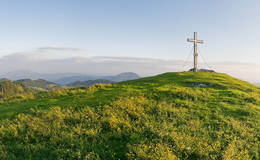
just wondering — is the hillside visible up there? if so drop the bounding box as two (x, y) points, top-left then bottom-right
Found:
(0, 80), (33, 100)
(67, 79), (114, 87)
(16, 79), (60, 92)
(0, 72), (259, 159)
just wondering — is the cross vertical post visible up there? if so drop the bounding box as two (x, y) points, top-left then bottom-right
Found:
(187, 32), (203, 72)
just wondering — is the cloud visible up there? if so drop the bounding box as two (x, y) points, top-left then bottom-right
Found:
(0, 53), (183, 76)
(0, 52), (259, 83)
(5, 46), (86, 60)
(37, 46), (84, 52)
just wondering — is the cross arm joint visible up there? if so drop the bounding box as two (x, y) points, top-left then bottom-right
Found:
(187, 38), (195, 42)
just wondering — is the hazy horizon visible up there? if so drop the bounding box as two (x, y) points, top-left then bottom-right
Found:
(1, 51), (260, 83)
(0, 0), (260, 83)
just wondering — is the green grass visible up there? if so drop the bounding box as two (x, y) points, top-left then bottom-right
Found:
(0, 72), (259, 159)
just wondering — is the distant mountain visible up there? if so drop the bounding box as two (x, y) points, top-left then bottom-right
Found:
(0, 71), (140, 85)
(16, 79), (60, 92)
(0, 70), (84, 82)
(0, 80), (33, 99)
(54, 75), (100, 85)
(55, 72), (140, 85)
(104, 72), (140, 82)
(67, 79), (114, 87)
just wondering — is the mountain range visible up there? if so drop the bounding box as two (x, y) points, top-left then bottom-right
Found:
(0, 71), (88, 82)
(0, 72), (140, 96)
(54, 72), (140, 85)
(0, 71), (140, 85)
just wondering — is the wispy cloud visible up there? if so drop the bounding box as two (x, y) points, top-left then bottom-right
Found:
(37, 46), (84, 52)
(0, 51), (259, 83)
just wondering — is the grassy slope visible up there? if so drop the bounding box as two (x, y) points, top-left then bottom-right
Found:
(67, 79), (114, 87)
(0, 72), (259, 159)
(0, 80), (33, 100)
(17, 79), (60, 92)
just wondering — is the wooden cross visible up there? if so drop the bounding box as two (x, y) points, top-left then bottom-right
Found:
(187, 32), (203, 72)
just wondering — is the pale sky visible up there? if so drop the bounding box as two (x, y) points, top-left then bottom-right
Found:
(0, 0), (259, 82)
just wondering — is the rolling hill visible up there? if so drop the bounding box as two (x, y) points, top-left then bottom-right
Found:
(0, 72), (259, 159)
(0, 79), (33, 100)
(67, 79), (114, 87)
(16, 79), (60, 92)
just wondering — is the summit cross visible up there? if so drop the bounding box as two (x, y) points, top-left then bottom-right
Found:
(187, 32), (204, 72)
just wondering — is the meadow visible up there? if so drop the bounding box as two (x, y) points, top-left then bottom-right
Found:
(0, 72), (259, 159)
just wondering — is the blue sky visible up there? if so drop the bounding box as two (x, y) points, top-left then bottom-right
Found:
(0, 0), (259, 62)
(0, 0), (260, 82)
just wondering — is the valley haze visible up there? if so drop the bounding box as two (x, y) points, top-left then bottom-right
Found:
(0, 53), (260, 84)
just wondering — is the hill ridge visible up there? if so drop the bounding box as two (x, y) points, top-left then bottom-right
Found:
(0, 72), (258, 159)
(16, 78), (60, 92)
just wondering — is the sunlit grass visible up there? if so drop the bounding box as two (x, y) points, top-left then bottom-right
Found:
(0, 72), (259, 159)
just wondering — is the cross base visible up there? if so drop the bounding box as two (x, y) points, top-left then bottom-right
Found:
(188, 68), (215, 73)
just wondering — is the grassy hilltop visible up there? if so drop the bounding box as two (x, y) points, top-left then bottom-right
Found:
(0, 72), (259, 159)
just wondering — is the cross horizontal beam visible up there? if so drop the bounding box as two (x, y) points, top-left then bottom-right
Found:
(187, 38), (204, 44)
